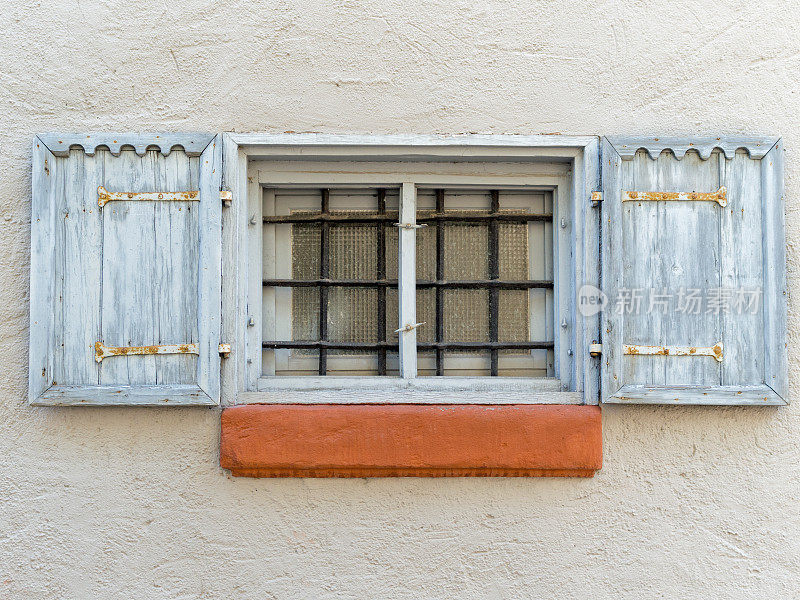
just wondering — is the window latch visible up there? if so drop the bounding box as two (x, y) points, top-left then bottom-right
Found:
(589, 342), (603, 357)
(394, 222), (428, 230)
(590, 191), (603, 207)
(395, 322), (425, 333)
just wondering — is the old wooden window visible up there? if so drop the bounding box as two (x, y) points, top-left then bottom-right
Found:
(28, 133), (787, 406)
(262, 187), (554, 377)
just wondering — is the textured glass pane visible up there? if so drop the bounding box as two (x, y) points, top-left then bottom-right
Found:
(443, 289), (489, 342)
(292, 224), (320, 278)
(330, 223), (377, 280)
(416, 289), (436, 345)
(444, 224), (488, 279)
(291, 223), (320, 342)
(498, 290), (529, 343)
(328, 288), (377, 354)
(499, 223), (528, 280)
(292, 288), (320, 341)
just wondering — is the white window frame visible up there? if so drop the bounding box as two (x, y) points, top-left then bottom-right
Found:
(220, 135), (601, 406)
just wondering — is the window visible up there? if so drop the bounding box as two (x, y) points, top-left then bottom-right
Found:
(262, 187), (554, 377)
(243, 140), (595, 404)
(29, 133), (785, 407)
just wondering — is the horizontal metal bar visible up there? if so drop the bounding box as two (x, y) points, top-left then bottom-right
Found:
(264, 213), (397, 224)
(263, 212), (553, 224)
(262, 340), (554, 350)
(623, 342), (724, 362)
(622, 187), (727, 207)
(419, 341), (554, 350)
(418, 212), (553, 223)
(95, 341), (198, 363)
(262, 341), (397, 350)
(97, 186), (199, 208)
(263, 279), (553, 289)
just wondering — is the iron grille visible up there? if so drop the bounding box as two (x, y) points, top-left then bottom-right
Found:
(262, 188), (555, 376)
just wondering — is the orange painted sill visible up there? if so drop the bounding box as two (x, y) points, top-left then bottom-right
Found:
(220, 404), (602, 478)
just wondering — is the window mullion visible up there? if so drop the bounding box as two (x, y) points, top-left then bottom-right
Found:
(398, 182), (418, 379)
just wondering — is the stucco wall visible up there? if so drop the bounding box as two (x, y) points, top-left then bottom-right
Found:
(2, 1), (799, 598)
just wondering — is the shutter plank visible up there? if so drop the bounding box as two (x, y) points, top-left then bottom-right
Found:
(29, 139), (57, 399)
(59, 149), (103, 386)
(196, 136), (222, 401)
(659, 150), (721, 388)
(600, 138), (623, 401)
(100, 149), (159, 386)
(154, 150), (199, 385)
(761, 142), (787, 398)
(622, 149), (660, 386)
(719, 151), (764, 386)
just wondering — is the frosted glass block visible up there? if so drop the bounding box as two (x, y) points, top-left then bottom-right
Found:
(292, 223), (320, 279)
(292, 288), (319, 341)
(291, 223), (321, 343)
(329, 223), (377, 280)
(498, 290), (529, 352)
(444, 224), (488, 279)
(416, 289), (436, 344)
(499, 223), (529, 280)
(443, 289), (489, 342)
(328, 288), (378, 354)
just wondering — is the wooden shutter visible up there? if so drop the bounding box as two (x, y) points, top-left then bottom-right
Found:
(29, 133), (223, 406)
(600, 136), (787, 405)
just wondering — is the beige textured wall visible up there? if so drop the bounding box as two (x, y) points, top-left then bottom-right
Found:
(2, 1), (799, 598)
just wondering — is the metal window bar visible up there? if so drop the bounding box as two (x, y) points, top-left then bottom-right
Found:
(435, 189), (445, 376)
(488, 190), (500, 375)
(262, 188), (554, 376)
(318, 189), (330, 375)
(376, 189), (387, 375)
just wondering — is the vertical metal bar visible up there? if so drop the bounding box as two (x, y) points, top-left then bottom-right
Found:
(376, 189), (387, 376)
(435, 189), (445, 376)
(489, 190), (500, 376)
(398, 183), (417, 379)
(319, 188), (330, 375)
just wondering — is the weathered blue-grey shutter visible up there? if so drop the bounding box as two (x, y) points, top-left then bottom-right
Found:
(29, 133), (222, 405)
(600, 136), (787, 405)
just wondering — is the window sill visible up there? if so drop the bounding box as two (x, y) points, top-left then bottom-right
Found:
(220, 404), (602, 478)
(242, 377), (581, 404)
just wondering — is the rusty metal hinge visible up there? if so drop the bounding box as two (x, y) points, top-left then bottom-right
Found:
(97, 186), (199, 208)
(95, 341), (198, 363)
(590, 191), (602, 207)
(623, 342), (724, 363)
(589, 342), (602, 357)
(94, 341), (231, 362)
(622, 187), (727, 208)
(220, 190), (232, 206)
